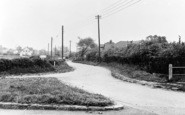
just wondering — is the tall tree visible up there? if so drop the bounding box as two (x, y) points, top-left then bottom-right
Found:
(77, 37), (96, 58)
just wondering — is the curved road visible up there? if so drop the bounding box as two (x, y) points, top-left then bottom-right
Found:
(1, 61), (185, 115)
(55, 61), (185, 115)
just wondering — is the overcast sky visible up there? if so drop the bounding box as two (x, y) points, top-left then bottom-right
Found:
(0, 0), (185, 51)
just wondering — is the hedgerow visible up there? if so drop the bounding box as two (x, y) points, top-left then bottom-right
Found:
(0, 58), (70, 76)
(85, 35), (185, 74)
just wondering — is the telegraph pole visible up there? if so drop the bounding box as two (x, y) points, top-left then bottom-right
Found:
(48, 43), (49, 56)
(69, 40), (71, 56)
(61, 26), (64, 59)
(51, 37), (53, 58)
(95, 15), (101, 62)
(55, 45), (56, 57)
(179, 35), (181, 44)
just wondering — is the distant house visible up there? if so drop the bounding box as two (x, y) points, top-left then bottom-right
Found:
(13, 50), (19, 55)
(115, 41), (129, 49)
(101, 40), (115, 52)
(100, 40), (141, 52)
(115, 40), (141, 49)
(20, 47), (33, 57)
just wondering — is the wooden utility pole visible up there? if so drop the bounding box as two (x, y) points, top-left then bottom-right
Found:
(69, 40), (71, 56)
(95, 15), (101, 62)
(55, 46), (56, 57)
(179, 35), (181, 44)
(48, 43), (49, 56)
(61, 26), (64, 59)
(51, 37), (53, 58)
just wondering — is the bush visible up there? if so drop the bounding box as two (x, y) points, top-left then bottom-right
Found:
(0, 58), (70, 76)
(0, 58), (54, 73)
(48, 59), (65, 66)
(85, 35), (185, 75)
(0, 93), (17, 102)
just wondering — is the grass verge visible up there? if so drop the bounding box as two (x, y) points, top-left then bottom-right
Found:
(0, 77), (113, 107)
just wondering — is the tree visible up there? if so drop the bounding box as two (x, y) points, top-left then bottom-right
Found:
(146, 35), (167, 43)
(77, 37), (97, 58)
(7, 49), (14, 55)
(38, 49), (47, 55)
(16, 46), (22, 54)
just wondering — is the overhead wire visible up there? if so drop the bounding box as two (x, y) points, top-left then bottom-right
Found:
(102, 0), (142, 19)
(101, 0), (131, 15)
(100, 0), (127, 13)
(54, 0), (141, 44)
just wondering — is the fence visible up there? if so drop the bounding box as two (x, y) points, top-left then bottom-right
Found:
(169, 64), (185, 80)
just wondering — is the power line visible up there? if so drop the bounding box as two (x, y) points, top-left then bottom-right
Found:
(102, 0), (142, 19)
(102, 0), (137, 16)
(101, 0), (131, 15)
(101, 0), (125, 12)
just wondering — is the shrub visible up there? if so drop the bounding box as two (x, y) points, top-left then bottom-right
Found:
(0, 93), (17, 102)
(0, 58), (57, 75)
(85, 35), (185, 75)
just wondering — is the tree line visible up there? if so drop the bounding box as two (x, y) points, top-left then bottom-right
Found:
(76, 35), (185, 74)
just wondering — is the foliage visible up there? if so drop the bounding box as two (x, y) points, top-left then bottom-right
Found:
(0, 58), (71, 76)
(77, 37), (97, 58)
(85, 35), (185, 74)
(16, 46), (23, 54)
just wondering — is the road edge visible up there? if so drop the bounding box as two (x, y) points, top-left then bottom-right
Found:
(0, 102), (124, 111)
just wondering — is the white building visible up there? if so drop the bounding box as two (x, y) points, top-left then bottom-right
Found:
(20, 47), (33, 57)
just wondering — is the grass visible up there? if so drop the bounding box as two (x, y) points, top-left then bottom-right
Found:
(0, 77), (113, 107)
(102, 63), (168, 83)
(54, 61), (74, 73)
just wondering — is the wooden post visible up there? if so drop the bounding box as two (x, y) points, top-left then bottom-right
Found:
(169, 64), (173, 80)
(54, 61), (56, 67)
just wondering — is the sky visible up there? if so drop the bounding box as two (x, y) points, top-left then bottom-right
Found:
(0, 0), (185, 51)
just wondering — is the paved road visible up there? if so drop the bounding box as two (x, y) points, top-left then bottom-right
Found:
(0, 108), (154, 115)
(1, 61), (185, 115)
(53, 61), (185, 115)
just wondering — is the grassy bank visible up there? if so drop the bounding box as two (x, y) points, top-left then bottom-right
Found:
(0, 77), (113, 107)
(0, 58), (73, 77)
(74, 60), (185, 92)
